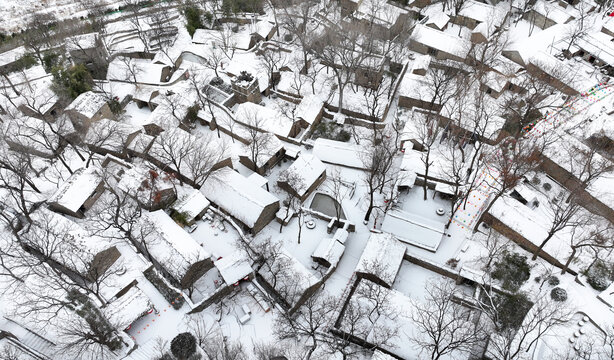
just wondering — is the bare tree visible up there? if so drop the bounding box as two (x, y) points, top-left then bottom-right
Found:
(411, 281), (485, 360)
(478, 137), (542, 225)
(277, 0), (320, 72)
(477, 287), (574, 360)
(278, 170), (305, 233)
(361, 130), (397, 223)
(259, 47), (289, 92)
(123, 0), (151, 53)
(532, 192), (584, 260)
(313, 22), (368, 112)
(561, 217), (614, 274)
(326, 278), (399, 359)
(326, 169), (346, 225)
(149, 10), (179, 70)
(274, 290), (337, 360)
(22, 13), (57, 64)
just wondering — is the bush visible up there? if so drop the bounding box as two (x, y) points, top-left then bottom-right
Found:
(183, 5), (203, 37)
(586, 260), (614, 291)
(51, 64), (93, 100)
(171, 333), (197, 360)
(492, 292), (533, 331)
(335, 129), (351, 142)
(547, 276), (560, 286)
(237, 71), (253, 83)
(143, 267), (185, 310)
(172, 211), (190, 226)
(185, 104), (199, 123)
(13, 54), (37, 71)
(491, 252), (531, 292)
(42, 51), (60, 72)
(550, 287), (568, 301)
(283, 33), (293, 42)
(107, 98), (122, 115)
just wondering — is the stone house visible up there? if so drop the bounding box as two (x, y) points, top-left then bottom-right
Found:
(48, 167), (104, 218)
(200, 167), (280, 234)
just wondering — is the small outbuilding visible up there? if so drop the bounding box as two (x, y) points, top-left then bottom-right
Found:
(278, 154), (327, 202)
(355, 232), (406, 288)
(48, 167), (104, 218)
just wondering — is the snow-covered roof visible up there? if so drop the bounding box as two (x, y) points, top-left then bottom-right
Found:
(234, 102), (294, 138)
(313, 138), (368, 169)
(23, 209), (112, 274)
(425, 12), (450, 30)
(214, 251), (253, 285)
(356, 232), (405, 287)
(65, 91), (108, 119)
(200, 167), (279, 228)
(354, 0), (407, 26)
(85, 118), (141, 152)
(66, 32), (99, 51)
(574, 32), (614, 65)
(279, 154), (326, 198)
(104, 285), (152, 330)
(126, 131), (155, 154)
(0, 45), (26, 68)
(295, 95), (324, 124)
(458, 0), (507, 26)
(4, 115), (60, 156)
(48, 167), (102, 213)
(107, 57), (168, 84)
(241, 132), (284, 168)
(247, 172), (269, 188)
(141, 210), (211, 281)
(531, 0), (573, 25)
(250, 20), (275, 38)
(172, 189), (210, 222)
(148, 127), (228, 183)
(528, 51), (591, 93)
(410, 24), (471, 59)
(312, 237), (345, 267)
(372, 350), (397, 360)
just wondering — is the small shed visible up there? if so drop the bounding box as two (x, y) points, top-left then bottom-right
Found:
(214, 251), (254, 285)
(278, 154), (327, 202)
(48, 167), (104, 218)
(355, 232), (406, 288)
(172, 189), (211, 225)
(64, 91), (113, 132)
(311, 237), (345, 268)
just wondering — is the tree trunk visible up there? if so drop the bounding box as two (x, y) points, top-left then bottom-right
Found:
(561, 247), (577, 274)
(533, 231), (555, 260)
(365, 191), (373, 222)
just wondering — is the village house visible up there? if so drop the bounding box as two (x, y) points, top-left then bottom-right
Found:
(522, 0), (575, 30)
(234, 102), (303, 140)
(451, 0), (507, 30)
(107, 57), (172, 84)
(117, 165), (178, 211)
(141, 210), (214, 289)
(48, 167), (104, 218)
(355, 232), (406, 288)
(64, 91), (113, 133)
(409, 24), (471, 62)
(171, 189), (210, 226)
(84, 118), (142, 159)
(65, 32), (109, 78)
(239, 132), (285, 175)
(200, 167), (280, 234)
(278, 154), (327, 202)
